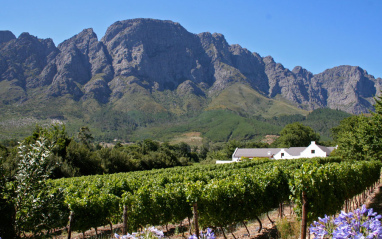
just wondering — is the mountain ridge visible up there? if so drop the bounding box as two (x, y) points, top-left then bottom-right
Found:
(1, 18), (380, 114)
(0, 18), (379, 141)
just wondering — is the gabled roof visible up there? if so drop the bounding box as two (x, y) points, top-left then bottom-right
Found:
(233, 148), (281, 158)
(316, 145), (336, 155)
(284, 147), (306, 156)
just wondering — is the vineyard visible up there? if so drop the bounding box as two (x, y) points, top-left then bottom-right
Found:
(40, 157), (382, 238)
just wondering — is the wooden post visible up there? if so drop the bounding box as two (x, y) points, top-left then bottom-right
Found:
(345, 199), (348, 213)
(67, 211), (74, 239)
(220, 227), (227, 239)
(267, 212), (274, 224)
(281, 202), (284, 217)
(188, 217), (192, 235)
(279, 202), (284, 218)
(300, 191), (308, 239)
(255, 215), (262, 233)
(242, 221), (250, 236)
(109, 221), (113, 232)
(290, 202), (294, 215)
(365, 189), (368, 199)
(193, 202), (199, 238)
(181, 220), (185, 238)
(123, 205), (128, 235)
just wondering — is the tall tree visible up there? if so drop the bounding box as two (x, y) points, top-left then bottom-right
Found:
(273, 122), (320, 148)
(13, 138), (65, 237)
(0, 164), (15, 238)
(77, 126), (94, 148)
(333, 95), (382, 160)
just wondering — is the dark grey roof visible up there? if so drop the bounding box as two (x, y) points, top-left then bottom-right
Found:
(284, 147), (306, 156)
(233, 148), (281, 158)
(317, 145), (336, 155)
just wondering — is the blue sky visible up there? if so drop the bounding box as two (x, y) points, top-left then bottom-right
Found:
(2, 0), (381, 78)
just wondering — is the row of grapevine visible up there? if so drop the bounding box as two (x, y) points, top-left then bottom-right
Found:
(47, 158), (381, 235)
(289, 160), (382, 238)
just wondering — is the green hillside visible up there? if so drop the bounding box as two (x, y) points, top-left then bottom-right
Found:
(206, 83), (308, 117)
(130, 110), (283, 142)
(0, 82), (351, 143)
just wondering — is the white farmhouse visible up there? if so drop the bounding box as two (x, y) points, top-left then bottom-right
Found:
(299, 141), (335, 158)
(216, 141), (336, 164)
(273, 147), (307, 159)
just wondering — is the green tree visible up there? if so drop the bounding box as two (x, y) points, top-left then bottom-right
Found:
(366, 94), (382, 159)
(77, 126), (94, 148)
(273, 122), (320, 147)
(40, 124), (73, 178)
(98, 147), (133, 173)
(0, 164), (16, 238)
(1, 124), (74, 179)
(66, 141), (100, 175)
(12, 138), (65, 237)
(197, 143), (209, 161)
(331, 115), (361, 142)
(138, 139), (159, 154)
(333, 95), (382, 160)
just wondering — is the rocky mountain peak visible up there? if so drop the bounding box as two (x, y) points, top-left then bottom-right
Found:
(0, 30), (16, 44)
(101, 18), (209, 91)
(310, 65), (380, 114)
(101, 18), (186, 46)
(292, 66), (313, 79)
(262, 56), (275, 63)
(292, 66), (303, 74)
(0, 32), (58, 85)
(58, 28), (98, 52)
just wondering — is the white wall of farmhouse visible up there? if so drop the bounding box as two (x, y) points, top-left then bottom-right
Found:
(274, 149), (294, 160)
(300, 141), (328, 158)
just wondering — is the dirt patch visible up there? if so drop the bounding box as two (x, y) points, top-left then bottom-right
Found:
(182, 132), (202, 137)
(170, 132), (203, 147)
(261, 135), (279, 145)
(366, 183), (382, 214)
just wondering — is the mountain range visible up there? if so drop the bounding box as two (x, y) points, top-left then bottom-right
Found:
(0, 18), (378, 142)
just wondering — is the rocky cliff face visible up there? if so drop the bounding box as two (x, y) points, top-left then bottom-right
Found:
(0, 18), (381, 114)
(310, 66), (382, 113)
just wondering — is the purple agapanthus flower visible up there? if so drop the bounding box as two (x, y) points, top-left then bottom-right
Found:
(189, 234), (198, 239)
(310, 205), (382, 239)
(115, 227), (165, 239)
(147, 226), (165, 238)
(189, 228), (215, 239)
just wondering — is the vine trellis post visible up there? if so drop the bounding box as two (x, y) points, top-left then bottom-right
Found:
(193, 202), (199, 238)
(300, 191), (308, 239)
(123, 205), (128, 235)
(67, 211), (74, 239)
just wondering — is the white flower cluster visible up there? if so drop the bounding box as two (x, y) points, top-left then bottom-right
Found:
(115, 226), (165, 239)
